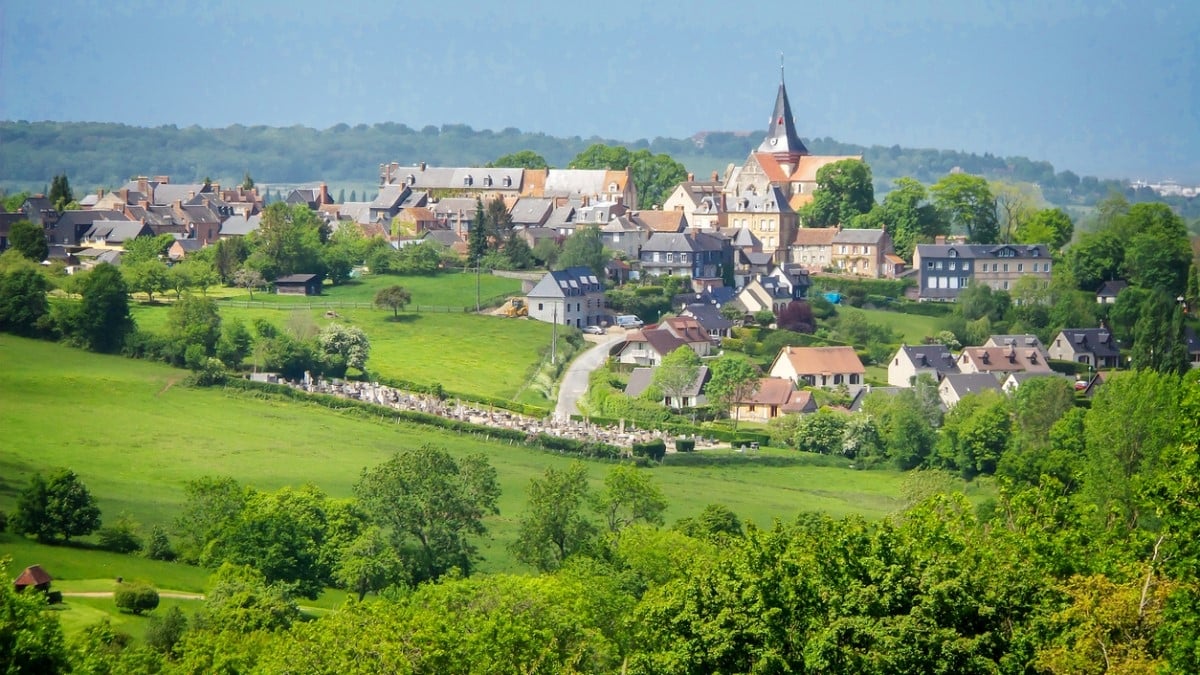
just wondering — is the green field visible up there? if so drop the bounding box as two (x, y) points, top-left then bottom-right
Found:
(217, 271), (522, 309)
(0, 336), (970, 630)
(841, 305), (949, 345)
(128, 273), (554, 402)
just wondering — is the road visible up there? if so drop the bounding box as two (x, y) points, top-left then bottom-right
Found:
(555, 333), (626, 421)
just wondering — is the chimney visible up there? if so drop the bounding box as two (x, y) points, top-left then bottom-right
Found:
(154, 175), (170, 184)
(419, 161), (427, 172)
(687, 172), (694, 182)
(712, 170), (719, 181)
(118, 188), (129, 203)
(935, 235), (946, 245)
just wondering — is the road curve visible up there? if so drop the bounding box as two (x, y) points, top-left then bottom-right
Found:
(555, 333), (626, 421)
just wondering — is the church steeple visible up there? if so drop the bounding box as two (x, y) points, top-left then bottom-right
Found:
(756, 59), (808, 167)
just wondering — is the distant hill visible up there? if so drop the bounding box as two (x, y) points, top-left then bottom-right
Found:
(1, 120), (1194, 219)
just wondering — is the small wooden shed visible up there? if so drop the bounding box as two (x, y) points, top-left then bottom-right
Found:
(14, 564), (52, 593)
(274, 273), (322, 296)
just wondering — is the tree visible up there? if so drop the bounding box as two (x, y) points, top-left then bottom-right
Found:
(489, 150), (549, 169)
(317, 323), (370, 375)
(174, 476), (249, 564)
(804, 158), (875, 228)
(216, 318), (253, 369)
(557, 224), (608, 276)
(11, 469), (101, 543)
(232, 266), (266, 299)
(165, 294), (222, 366)
(355, 445), (501, 582)
(1067, 230), (1124, 292)
(244, 202), (327, 280)
(484, 196), (513, 244)
(511, 462), (597, 572)
(568, 143), (687, 209)
(1129, 290), (1189, 375)
(122, 233), (174, 265)
(0, 559), (69, 674)
(241, 172), (255, 190)
(334, 526), (406, 601)
(213, 237), (249, 282)
(1122, 202), (1192, 295)
(144, 605), (188, 656)
(61, 264), (132, 352)
(652, 347), (701, 409)
(122, 259), (170, 302)
(192, 563), (300, 634)
(1018, 207), (1074, 250)
(145, 525), (176, 561)
(595, 464), (668, 533)
(719, 303), (744, 323)
(858, 177), (945, 260)
(114, 583), (160, 615)
(98, 512), (144, 553)
(374, 284), (412, 318)
(49, 173), (74, 211)
(0, 266), (50, 336)
(753, 308), (775, 327)
(706, 355), (760, 430)
(794, 408), (849, 455)
(467, 197), (488, 264)
(989, 180), (1043, 244)
(8, 219), (47, 262)
(931, 173), (999, 243)
(935, 390), (1012, 478)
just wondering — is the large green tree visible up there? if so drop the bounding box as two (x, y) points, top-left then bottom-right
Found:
(49, 173), (74, 211)
(557, 224), (608, 276)
(1129, 290), (1190, 375)
(8, 219), (48, 262)
(373, 284), (411, 317)
(354, 445), (500, 582)
(651, 346), (702, 409)
(804, 158), (875, 228)
(1121, 202), (1192, 295)
(165, 294), (222, 366)
(931, 173), (999, 243)
(64, 262), (133, 353)
(245, 202), (328, 280)
(0, 265), (50, 336)
(596, 464), (668, 533)
(858, 177), (945, 260)
(467, 196), (488, 264)
(489, 150), (549, 169)
(567, 143), (687, 209)
(10, 468), (101, 543)
(511, 462), (598, 572)
(706, 355), (760, 430)
(1017, 207), (1074, 250)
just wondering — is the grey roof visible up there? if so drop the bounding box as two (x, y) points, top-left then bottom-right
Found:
(527, 266), (604, 299)
(1096, 280), (1128, 298)
(624, 368), (655, 399)
(275, 273), (321, 283)
(833, 228), (887, 245)
(987, 334), (1046, 350)
(509, 197), (555, 225)
(731, 227), (761, 248)
(943, 373), (1003, 398)
(399, 191), (428, 208)
(901, 345), (959, 374)
(371, 185), (410, 209)
(152, 183), (207, 205)
(220, 214), (261, 236)
(642, 232), (700, 253)
(83, 220), (150, 243)
(171, 238), (204, 251)
(520, 227), (559, 242)
(430, 198), (479, 219)
(727, 186), (791, 213)
(1057, 328), (1120, 358)
(744, 251), (774, 266)
(544, 204), (578, 229)
(916, 243), (1051, 259)
(680, 303), (734, 331)
(395, 167), (523, 191)
(543, 170), (612, 197)
(424, 230), (463, 247)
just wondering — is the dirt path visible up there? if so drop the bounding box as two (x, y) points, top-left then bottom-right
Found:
(61, 591), (205, 600)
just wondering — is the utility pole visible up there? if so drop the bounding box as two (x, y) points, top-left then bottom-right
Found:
(551, 304), (558, 365)
(475, 261), (481, 312)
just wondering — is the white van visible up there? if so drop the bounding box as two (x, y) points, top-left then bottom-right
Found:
(615, 314), (644, 328)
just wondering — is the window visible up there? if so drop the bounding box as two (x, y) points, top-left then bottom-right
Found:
(833, 374), (843, 384)
(963, 261), (970, 271)
(1003, 263), (1009, 272)
(850, 374), (860, 384)
(927, 261), (934, 269)
(1017, 263), (1023, 272)
(1003, 281), (1010, 290)
(537, 303), (544, 311)
(949, 261), (957, 271)
(928, 277), (937, 288)
(935, 261), (943, 270)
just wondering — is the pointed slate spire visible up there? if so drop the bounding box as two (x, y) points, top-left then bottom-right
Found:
(756, 59), (808, 159)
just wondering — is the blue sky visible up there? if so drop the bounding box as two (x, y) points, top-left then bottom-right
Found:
(2, 0), (1197, 181)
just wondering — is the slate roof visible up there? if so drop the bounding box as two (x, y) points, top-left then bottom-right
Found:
(756, 80), (808, 156)
(153, 183), (207, 205)
(942, 373), (1004, 399)
(83, 220), (151, 243)
(543, 170), (616, 197)
(680, 303), (734, 332)
(371, 185), (409, 208)
(275, 273), (321, 283)
(220, 214), (262, 237)
(625, 366), (710, 399)
(424, 230), (464, 247)
(833, 228), (887, 245)
(731, 227), (761, 248)
(675, 286), (737, 308)
(916, 243), (1051, 259)
(643, 232), (701, 253)
(899, 345), (959, 375)
(726, 186), (791, 213)
(509, 197), (555, 226)
(527, 267), (604, 299)
(1057, 328), (1120, 358)
(1096, 280), (1128, 299)
(624, 327), (688, 358)
(430, 198), (479, 220)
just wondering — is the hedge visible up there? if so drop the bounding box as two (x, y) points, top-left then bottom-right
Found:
(811, 276), (913, 299)
(632, 439), (666, 462)
(674, 438), (695, 453)
(1048, 359), (1092, 376)
(895, 300), (955, 317)
(569, 414), (772, 447)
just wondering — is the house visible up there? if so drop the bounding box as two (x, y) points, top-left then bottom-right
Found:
(730, 377), (817, 423)
(985, 334), (1051, 362)
(48, 210), (128, 247)
(724, 186), (796, 263)
(1048, 328), (1122, 369)
(661, 173), (725, 230)
(220, 214), (262, 238)
(1187, 326), (1200, 369)
(286, 183), (335, 210)
(379, 162), (526, 202)
(766, 262), (811, 300)
(576, 199), (630, 227)
(659, 316), (717, 357)
(508, 197), (555, 229)
(956, 344), (1053, 376)
(274, 273), (323, 296)
(614, 328), (688, 367)
(679, 303), (735, 341)
(526, 266), (607, 328)
(542, 169), (637, 209)
(13, 565), (52, 593)
(830, 228), (896, 278)
(1095, 280), (1128, 304)
(736, 276), (792, 315)
(638, 231), (725, 279)
(368, 185), (412, 224)
(938, 373), (1004, 408)
(167, 238), (204, 261)
(887, 344), (960, 387)
(768, 345), (866, 396)
(600, 214), (648, 259)
(390, 206), (438, 239)
(1002, 371), (1071, 394)
(721, 74), (863, 202)
(913, 241), (1053, 301)
(624, 366), (711, 408)
(430, 198), (480, 238)
(81, 220), (154, 249)
(789, 227), (837, 272)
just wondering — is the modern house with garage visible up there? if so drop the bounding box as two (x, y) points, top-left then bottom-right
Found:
(1048, 328), (1122, 369)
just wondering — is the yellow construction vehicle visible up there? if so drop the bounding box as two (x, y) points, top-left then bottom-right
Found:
(498, 297), (529, 317)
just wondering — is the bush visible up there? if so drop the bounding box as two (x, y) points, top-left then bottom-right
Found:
(98, 515), (143, 554)
(145, 605), (188, 655)
(632, 439), (667, 463)
(1049, 359), (1091, 376)
(114, 583), (160, 615)
(674, 438), (695, 453)
(145, 525), (176, 561)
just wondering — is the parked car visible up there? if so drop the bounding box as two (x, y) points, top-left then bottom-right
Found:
(583, 325), (605, 335)
(615, 314), (644, 328)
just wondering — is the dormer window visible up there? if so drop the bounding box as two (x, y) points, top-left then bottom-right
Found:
(464, 175), (473, 186)
(503, 176), (512, 187)
(406, 174), (416, 186)
(608, 182), (618, 192)
(483, 176), (493, 187)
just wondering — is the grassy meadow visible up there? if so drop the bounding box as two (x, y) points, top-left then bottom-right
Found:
(129, 272), (555, 402)
(0, 335), (946, 577)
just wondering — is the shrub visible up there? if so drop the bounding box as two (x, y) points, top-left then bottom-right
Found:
(145, 525), (176, 561)
(632, 439), (667, 463)
(97, 514), (143, 554)
(114, 583), (160, 615)
(674, 438), (695, 453)
(145, 605), (188, 655)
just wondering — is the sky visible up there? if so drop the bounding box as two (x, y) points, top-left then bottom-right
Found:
(2, 0), (1198, 181)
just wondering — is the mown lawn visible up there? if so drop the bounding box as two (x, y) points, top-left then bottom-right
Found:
(1, 336), (972, 611)
(221, 271), (521, 309)
(128, 272), (553, 402)
(841, 305), (949, 345)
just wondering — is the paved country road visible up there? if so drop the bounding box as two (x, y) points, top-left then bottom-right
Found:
(555, 333), (626, 421)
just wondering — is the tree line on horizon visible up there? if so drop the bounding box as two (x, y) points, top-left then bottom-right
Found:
(5, 120), (1192, 218)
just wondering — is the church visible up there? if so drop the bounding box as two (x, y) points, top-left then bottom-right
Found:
(723, 73), (863, 209)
